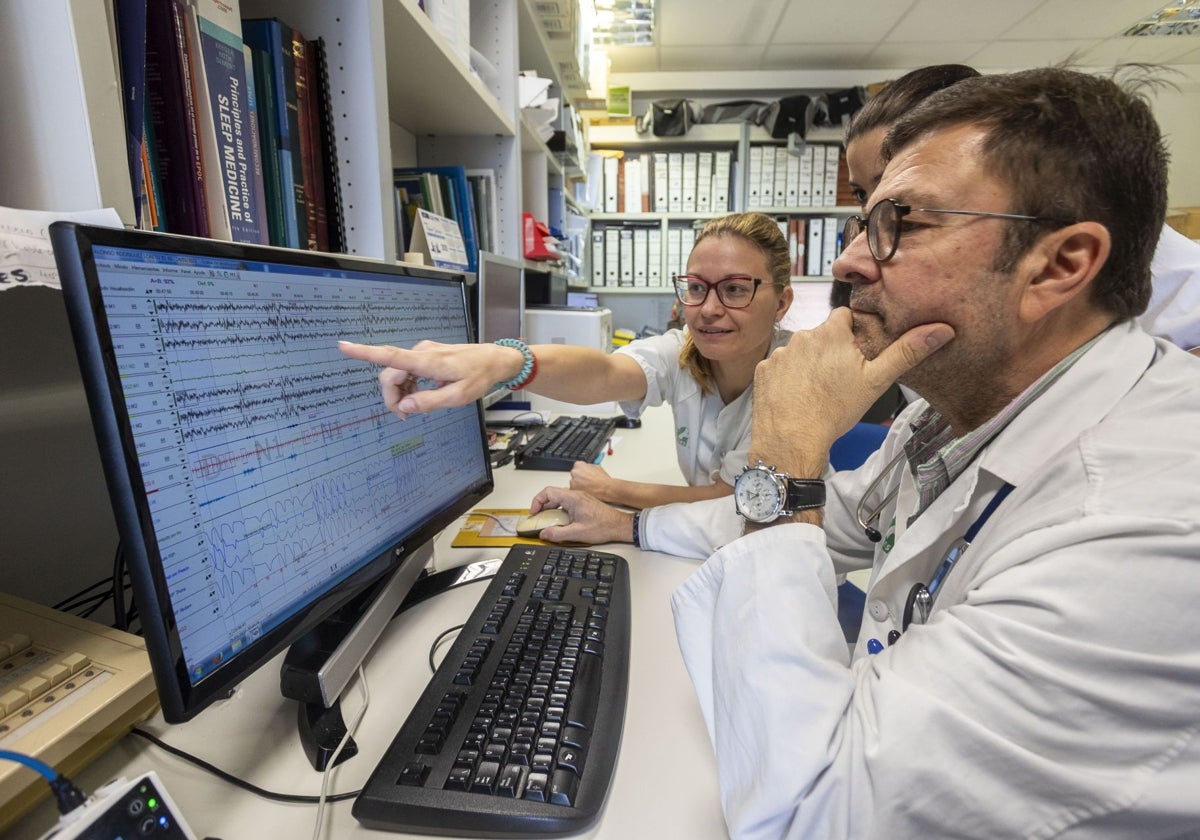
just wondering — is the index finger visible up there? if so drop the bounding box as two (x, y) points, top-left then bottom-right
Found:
(338, 340), (410, 368)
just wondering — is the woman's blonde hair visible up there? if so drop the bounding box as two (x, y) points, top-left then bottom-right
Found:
(678, 213), (791, 394)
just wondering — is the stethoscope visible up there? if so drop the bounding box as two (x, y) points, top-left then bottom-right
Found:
(866, 482), (1016, 653)
(854, 449), (908, 542)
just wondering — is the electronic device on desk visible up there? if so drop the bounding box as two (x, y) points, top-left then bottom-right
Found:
(0, 593), (158, 833)
(515, 415), (618, 471)
(34, 771), (197, 840)
(523, 306), (615, 416)
(470, 252), (526, 410)
(354, 542), (630, 836)
(50, 223), (494, 774)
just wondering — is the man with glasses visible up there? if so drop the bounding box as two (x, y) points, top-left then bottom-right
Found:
(671, 67), (1200, 838)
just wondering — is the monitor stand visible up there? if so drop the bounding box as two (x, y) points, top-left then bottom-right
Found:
(279, 543), (431, 771)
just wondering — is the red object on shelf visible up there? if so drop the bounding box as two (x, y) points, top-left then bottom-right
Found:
(522, 212), (560, 261)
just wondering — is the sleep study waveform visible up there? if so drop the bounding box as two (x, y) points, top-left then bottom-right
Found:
(92, 256), (490, 680)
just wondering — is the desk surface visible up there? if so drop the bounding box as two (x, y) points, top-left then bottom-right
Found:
(10, 405), (728, 840)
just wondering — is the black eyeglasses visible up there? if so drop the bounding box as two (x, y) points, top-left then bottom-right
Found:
(672, 275), (763, 309)
(841, 197), (1066, 263)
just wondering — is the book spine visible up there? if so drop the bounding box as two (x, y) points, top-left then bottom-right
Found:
(244, 39), (285, 245)
(278, 24), (307, 249)
(243, 19), (299, 248)
(289, 28), (318, 250)
(303, 38), (329, 252)
(241, 44), (270, 245)
(177, 0), (231, 239)
(310, 37), (345, 253)
(193, 5), (265, 244)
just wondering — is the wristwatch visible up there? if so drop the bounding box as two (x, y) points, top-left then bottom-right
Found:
(734, 460), (826, 524)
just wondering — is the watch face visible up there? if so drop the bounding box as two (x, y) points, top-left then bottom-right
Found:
(735, 468), (783, 523)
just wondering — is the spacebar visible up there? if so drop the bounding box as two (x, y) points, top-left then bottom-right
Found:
(564, 650), (600, 729)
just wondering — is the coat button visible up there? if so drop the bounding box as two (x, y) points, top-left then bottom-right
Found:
(868, 599), (889, 621)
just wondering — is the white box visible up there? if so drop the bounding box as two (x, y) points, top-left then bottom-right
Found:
(525, 307), (616, 415)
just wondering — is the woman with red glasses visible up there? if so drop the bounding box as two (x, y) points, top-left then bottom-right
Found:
(340, 211), (794, 521)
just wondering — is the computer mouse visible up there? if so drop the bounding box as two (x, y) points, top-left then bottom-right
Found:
(515, 508), (571, 537)
(613, 415), (642, 429)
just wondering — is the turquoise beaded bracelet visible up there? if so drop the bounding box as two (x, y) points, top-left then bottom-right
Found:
(494, 338), (537, 390)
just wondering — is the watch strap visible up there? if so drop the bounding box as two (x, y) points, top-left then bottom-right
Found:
(782, 477), (825, 513)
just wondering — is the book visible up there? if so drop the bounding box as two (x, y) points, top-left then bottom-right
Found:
(240, 44), (270, 245)
(144, 0), (208, 237)
(394, 166), (479, 272)
(304, 37), (333, 252)
(113, 0), (149, 230)
(244, 38), (286, 245)
(189, 0), (266, 244)
(177, 0), (233, 240)
(243, 18), (302, 248)
(309, 37), (345, 252)
(466, 169), (499, 257)
(288, 28), (319, 249)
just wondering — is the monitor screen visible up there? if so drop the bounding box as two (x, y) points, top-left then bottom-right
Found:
(474, 252), (524, 344)
(473, 252), (525, 408)
(50, 224), (493, 722)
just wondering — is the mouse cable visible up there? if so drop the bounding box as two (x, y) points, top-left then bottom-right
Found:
(129, 729), (361, 804)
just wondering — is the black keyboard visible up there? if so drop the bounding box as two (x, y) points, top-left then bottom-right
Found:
(353, 544), (631, 837)
(514, 415), (617, 471)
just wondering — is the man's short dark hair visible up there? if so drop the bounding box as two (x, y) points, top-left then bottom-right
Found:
(883, 67), (1168, 321)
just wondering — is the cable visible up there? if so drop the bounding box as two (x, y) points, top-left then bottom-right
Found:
(428, 623), (465, 673)
(312, 665), (369, 840)
(112, 541), (128, 631)
(473, 512), (515, 534)
(129, 729), (360, 804)
(0, 750), (88, 814)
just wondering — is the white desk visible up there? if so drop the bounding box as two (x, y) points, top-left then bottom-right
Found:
(9, 405), (727, 840)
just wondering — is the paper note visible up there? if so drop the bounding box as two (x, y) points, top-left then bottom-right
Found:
(0, 205), (124, 292)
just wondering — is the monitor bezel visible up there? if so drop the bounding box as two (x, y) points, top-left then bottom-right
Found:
(51, 223), (494, 722)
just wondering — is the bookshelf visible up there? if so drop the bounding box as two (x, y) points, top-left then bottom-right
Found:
(0, 0), (583, 269)
(585, 122), (857, 295)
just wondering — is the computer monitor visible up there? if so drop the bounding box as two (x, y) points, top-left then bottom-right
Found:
(472, 251), (525, 408)
(50, 224), (493, 746)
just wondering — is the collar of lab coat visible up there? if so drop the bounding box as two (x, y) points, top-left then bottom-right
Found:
(867, 320), (1157, 594)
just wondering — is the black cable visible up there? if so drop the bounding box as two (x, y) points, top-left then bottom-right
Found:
(112, 541), (128, 631)
(427, 623), (465, 673)
(53, 577), (113, 612)
(130, 729), (360, 804)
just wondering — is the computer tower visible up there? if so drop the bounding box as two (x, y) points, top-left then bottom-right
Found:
(523, 306), (617, 415)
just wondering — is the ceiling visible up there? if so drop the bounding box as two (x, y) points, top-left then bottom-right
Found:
(604, 0), (1200, 78)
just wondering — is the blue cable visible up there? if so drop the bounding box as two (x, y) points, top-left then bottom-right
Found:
(0, 749), (88, 813)
(0, 749), (57, 780)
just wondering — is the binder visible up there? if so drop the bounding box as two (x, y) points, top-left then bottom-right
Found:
(681, 152), (698, 213)
(648, 227), (663, 286)
(696, 151), (713, 213)
(652, 151), (669, 213)
(797, 144), (814, 207)
(759, 145), (775, 209)
(810, 145), (827, 213)
(623, 157), (642, 214)
(667, 152), (684, 213)
(789, 217), (807, 276)
(668, 227), (683, 279)
(680, 227), (697, 274)
(603, 155), (619, 212)
(821, 216), (839, 274)
(591, 228), (605, 286)
(822, 145), (840, 206)
(773, 147), (788, 208)
(604, 227), (620, 285)
(806, 215), (823, 276)
(639, 152), (652, 212)
(785, 148), (801, 208)
(747, 145), (763, 209)
(619, 227), (635, 286)
(633, 227), (649, 287)
(712, 151), (732, 212)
